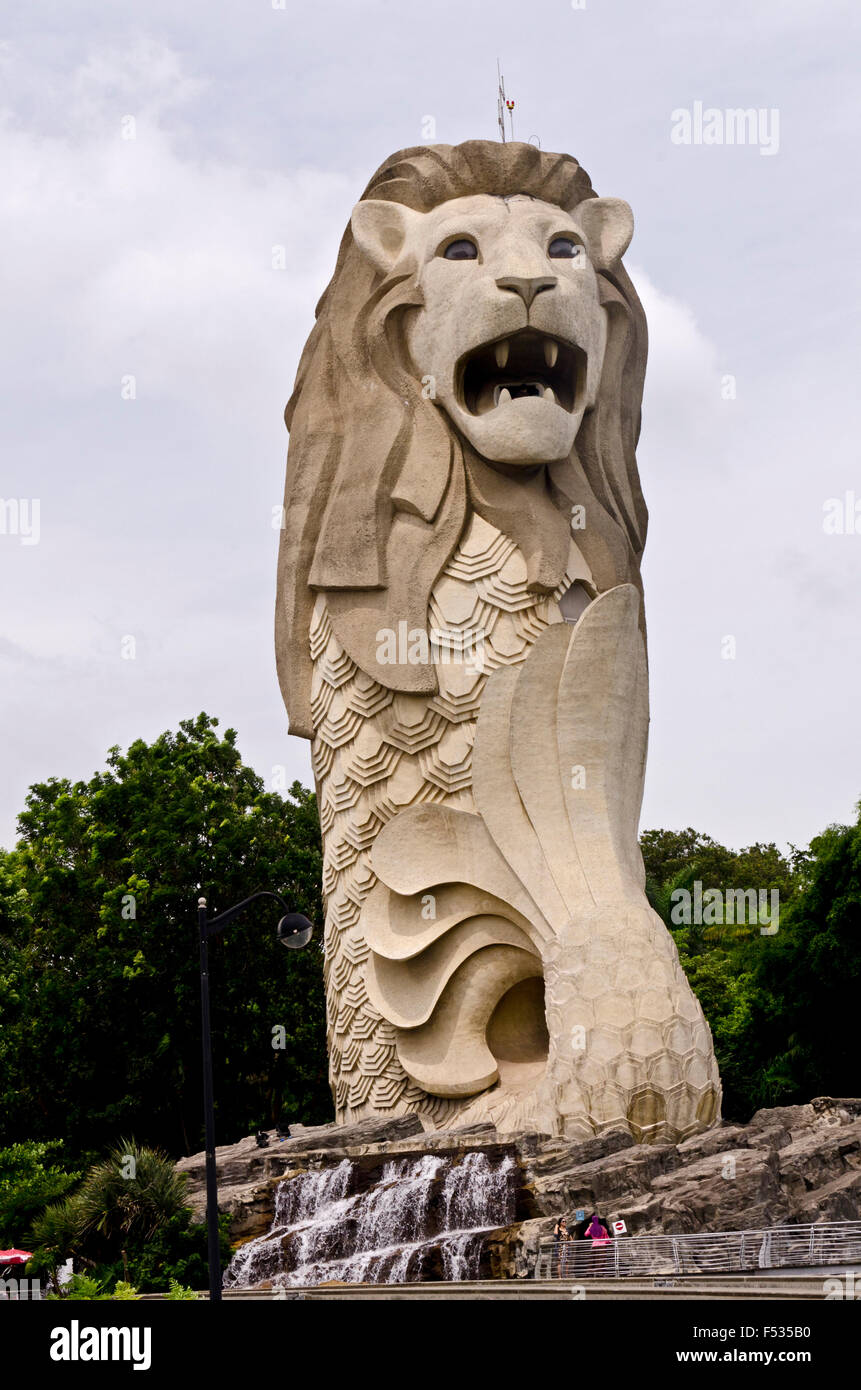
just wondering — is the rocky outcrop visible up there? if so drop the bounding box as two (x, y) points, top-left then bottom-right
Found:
(475, 1100), (861, 1278)
(519, 1098), (861, 1238)
(176, 1098), (861, 1271)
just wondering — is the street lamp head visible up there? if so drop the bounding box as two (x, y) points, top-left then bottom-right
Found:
(276, 912), (313, 949)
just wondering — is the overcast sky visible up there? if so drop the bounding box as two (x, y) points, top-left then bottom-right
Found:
(1, 0), (859, 854)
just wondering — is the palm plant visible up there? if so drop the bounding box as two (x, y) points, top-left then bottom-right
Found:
(645, 862), (701, 926)
(28, 1195), (86, 1294)
(74, 1139), (189, 1246)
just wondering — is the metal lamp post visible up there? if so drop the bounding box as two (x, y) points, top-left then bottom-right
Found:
(197, 890), (313, 1303)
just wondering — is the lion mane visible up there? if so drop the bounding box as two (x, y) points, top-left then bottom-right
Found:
(276, 140), (648, 738)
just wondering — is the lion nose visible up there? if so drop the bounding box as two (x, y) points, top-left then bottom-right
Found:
(495, 275), (557, 307)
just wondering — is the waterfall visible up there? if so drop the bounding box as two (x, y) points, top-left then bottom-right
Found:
(223, 1151), (517, 1288)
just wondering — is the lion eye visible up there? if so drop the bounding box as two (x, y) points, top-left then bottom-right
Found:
(443, 238), (478, 260)
(548, 236), (581, 259)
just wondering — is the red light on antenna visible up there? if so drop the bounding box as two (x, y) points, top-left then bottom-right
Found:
(506, 100), (515, 111)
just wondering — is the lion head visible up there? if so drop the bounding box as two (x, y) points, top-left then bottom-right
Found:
(276, 140), (648, 738)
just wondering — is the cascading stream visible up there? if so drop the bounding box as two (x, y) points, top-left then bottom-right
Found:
(224, 1151), (517, 1288)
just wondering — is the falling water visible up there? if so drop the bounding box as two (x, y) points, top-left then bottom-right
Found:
(223, 1150), (517, 1288)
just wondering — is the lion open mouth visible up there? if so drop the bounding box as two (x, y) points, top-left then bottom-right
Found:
(459, 328), (585, 416)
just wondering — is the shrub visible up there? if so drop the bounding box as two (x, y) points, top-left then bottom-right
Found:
(0, 1141), (80, 1247)
(165, 1278), (198, 1300)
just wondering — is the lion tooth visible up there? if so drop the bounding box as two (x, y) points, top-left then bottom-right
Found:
(497, 386), (512, 405)
(544, 386), (557, 405)
(544, 339), (558, 369)
(495, 341), (509, 369)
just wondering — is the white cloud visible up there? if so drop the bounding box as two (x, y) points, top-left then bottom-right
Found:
(631, 264), (727, 457)
(0, 37), (358, 410)
(0, 40), (357, 841)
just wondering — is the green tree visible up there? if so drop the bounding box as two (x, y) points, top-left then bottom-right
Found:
(641, 827), (735, 891)
(0, 715), (328, 1161)
(640, 825), (803, 1118)
(74, 1140), (188, 1246)
(29, 1142), (233, 1295)
(28, 1197), (87, 1294)
(740, 812), (861, 1109)
(642, 827), (800, 941)
(0, 852), (30, 1149)
(97, 1209), (232, 1294)
(0, 1141), (81, 1248)
(671, 927), (759, 1119)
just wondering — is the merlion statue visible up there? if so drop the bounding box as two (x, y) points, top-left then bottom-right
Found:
(276, 140), (721, 1142)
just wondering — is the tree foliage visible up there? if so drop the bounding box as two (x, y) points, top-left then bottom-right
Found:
(0, 714), (328, 1162)
(27, 1140), (232, 1295)
(741, 817), (861, 1108)
(74, 1139), (188, 1245)
(643, 810), (861, 1119)
(0, 1141), (81, 1248)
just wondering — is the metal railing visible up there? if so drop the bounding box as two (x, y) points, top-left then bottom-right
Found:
(535, 1221), (861, 1278)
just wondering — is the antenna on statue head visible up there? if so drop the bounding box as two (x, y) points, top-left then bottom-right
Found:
(497, 61), (515, 143)
(496, 59), (506, 142)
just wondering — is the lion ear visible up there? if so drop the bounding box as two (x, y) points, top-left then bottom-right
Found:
(576, 197), (634, 269)
(350, 199), (422, 274)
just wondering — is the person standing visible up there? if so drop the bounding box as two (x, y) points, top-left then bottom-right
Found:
(585, 1213), (611, 1273)
(552, 1217), (569, 1276)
